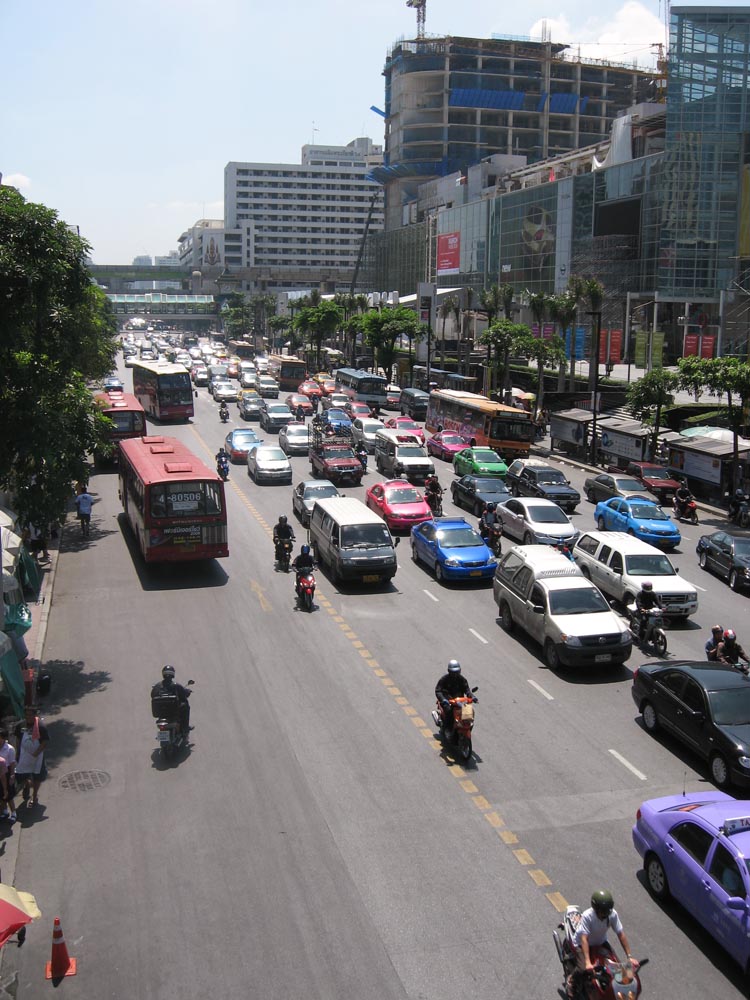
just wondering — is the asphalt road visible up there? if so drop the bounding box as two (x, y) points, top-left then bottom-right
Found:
(6, 369), (750, 999)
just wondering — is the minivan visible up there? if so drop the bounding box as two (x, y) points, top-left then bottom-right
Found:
(309, 497), (398, 585)
(400, 387), (430, 420)
(374, 430), (435, 482)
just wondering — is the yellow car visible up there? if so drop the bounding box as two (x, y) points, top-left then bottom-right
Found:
(312, 372), (331, 385)
(237, 388), (260, 401)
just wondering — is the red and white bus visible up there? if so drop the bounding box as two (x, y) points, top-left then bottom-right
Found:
(425, 389), (534, 459)
(132, 361), (194, 421)
(94, 391), (146, 461)
(267, 354), (307, 392)
(118, 435), (228, 562)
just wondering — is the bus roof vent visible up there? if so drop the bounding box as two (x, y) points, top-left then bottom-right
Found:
(142, 436), (165, 444)
(164, 462), (193, 474)
(148, 443), (175, 455)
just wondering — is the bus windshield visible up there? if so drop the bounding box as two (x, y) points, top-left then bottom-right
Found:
(150, 481), (223, 518)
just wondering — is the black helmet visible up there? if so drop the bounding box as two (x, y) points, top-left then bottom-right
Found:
(724, 629), (737, 643)
(448, 659), (461, 674)
(591, 889), (614, 917)
(301, 544), (310, 556)
(737, 488), (745, 498)
(486, 502), (496, 512)
(642, 581), (653, 592)
(279, 515), (287, 525)
(162, 665), (175, 680)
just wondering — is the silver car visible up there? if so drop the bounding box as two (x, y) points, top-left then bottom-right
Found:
(279, 422), (310, 456)
(247, 445), (292, 484)
(292, 479), (340, 526)
(213, 379), (238, 402)
(496, 497), (579, 546)
(259, 401), (294, 432)
(351, 418), (385, 454)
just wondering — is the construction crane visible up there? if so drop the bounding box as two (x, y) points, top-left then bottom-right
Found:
(406, 0), (426, 39)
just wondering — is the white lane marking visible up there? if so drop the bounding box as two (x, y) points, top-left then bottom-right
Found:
(693, 583), (707, 592)
(608, 749), (647, 781)
(423, 589), (439, 602)
(468, 628), (489, 645)
(527, 679), (554, 700)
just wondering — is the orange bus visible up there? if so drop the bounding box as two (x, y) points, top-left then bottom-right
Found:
(94, 391), (146, 461)
(267, 354), (307, 392)
(132, 361), (194, 421)
(425, 389), (533, 459)
(118, 435), (228, 562)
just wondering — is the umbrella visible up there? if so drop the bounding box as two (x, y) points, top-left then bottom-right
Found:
(0, 883), (41, 946)
(1, 529), (22, 559)
(680, 426), (750, 447)
(0, 507), (18, 531)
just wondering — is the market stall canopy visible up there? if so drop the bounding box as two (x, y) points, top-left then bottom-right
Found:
(0, 881), (41, 947)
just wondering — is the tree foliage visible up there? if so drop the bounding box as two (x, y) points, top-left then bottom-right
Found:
(362, 306), (419, 378)
(626, 368), (678, 454)
(479, 319), (528, 397)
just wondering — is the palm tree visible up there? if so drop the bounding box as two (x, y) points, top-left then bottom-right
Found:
(565, 276), (586, 391)
(438, 294), (457, 369)
(548, 293), (577, 391)
(499, 283), (515, 320)
(461, 287), (474, 374)
(583, 278), (605, 390)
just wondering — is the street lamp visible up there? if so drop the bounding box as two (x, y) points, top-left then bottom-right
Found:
(588, 309), (602, 465)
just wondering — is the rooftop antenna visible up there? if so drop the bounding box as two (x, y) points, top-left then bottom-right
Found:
(311, 121), (319, 145)
(406, 0), (426, 39)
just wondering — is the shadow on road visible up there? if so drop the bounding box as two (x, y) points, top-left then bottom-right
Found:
(42, 717), (95, 770)
(37, 659), (111, 712)
(116, 514), (229, 591)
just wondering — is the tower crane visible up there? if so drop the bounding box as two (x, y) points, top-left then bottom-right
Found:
(406, 0), (426, 39)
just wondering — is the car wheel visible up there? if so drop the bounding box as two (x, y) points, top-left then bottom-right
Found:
(710, 753), (731, 787)
(699, 550), (707, 570)
(544, 640), (561, 670)
(597, 516), (607, 530)
(523, 532), (534, 545)
(499, 602), (513, 632)
(586, 488), (596, 503)
(580, 566), (591, 580)
(411, 543), (419, 564)
(642, 701), (659, 733)
(729, 568), (740, 591)
(645, 853), (670, 901)
(435, 563), (445, 583)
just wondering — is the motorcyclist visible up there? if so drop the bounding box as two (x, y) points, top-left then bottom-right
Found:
(273, 515), (295, 563)
(219, 401), (229, 421)
(354, 441), (368, 468)
(215, 446), (229, 466)
(435, 660), (474, 736)
(673, 482), (693, 518)
(424, 474), (443, 512)
(296, 404), (306, 422)
(479, 502), (499, 539)
(567, 890), (638, 998)
(705, 624), (725, 661)
(729, 487), (750, 521)
(717, 629), (750, 672)
(634, 581), (662, 638)
(150, 665), (191, 735)
(292, 544), (315, 595)
(556, 541), (575, 562)
(310, 395), (319, 416)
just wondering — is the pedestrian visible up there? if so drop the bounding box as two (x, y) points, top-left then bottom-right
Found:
(0, 728), (18, 823)
(74, 486), (94, 536)
(27, 523), (49, 562)
(14, 707), (49, 809)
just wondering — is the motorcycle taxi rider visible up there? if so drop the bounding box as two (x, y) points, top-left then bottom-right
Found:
(215, 446), (229, 467)
(219, 400), (229, 419)
(435, 660), (474, 736)
(425, 474), (443, 509)
(273, 515), (295, 563)
(479, 502), (500, 539)
(729, 487), (750, 521)
(717, 629), (750, 672)
(634, 581), (663, 638)
(705, 624), (725, 661)
(151, 665), (192, 735)
(673, 482), (693, 517)
(292, 544), (315, 595)
(567, 890), (638, 998)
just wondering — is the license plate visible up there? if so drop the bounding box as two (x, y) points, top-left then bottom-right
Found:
(595, 654), (612, 663)
(363, 574), (381, 583)
(157, 731), (170, 742)
(470, 570), (482, 577)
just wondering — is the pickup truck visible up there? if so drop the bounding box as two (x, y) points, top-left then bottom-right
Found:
(505, 458), (580, 512)
(309, 425), (363, 486)
(622, 461), (683, 504)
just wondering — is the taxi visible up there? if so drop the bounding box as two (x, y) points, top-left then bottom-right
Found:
(298, 380), (323, 399)
(365, 480), (432, 532)
(633, 792), (750, 971)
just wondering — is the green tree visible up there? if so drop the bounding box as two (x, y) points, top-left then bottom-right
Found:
(222, 292), (253, 340)
(268, 315), (291, 351)
(515, 330), (565, 418)
(362, 306), (419, 379)
(306, 300), (343, 368)
(499, 282), (515, 320)
(438, 294), (458, 368)
(479, 319), (528, 398)
(582, 278), (605, 390)
(548, 293), (577, 390)
(627, 368), (678, 457)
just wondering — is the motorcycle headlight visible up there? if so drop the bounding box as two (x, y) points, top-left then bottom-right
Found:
(738, 756), (750, 769)
(561, 634), (582, 646)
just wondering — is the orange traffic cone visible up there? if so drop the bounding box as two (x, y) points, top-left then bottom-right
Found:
(45, 916), (77, 979)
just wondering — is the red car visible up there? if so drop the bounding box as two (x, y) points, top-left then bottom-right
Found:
(426, 431), (469, 461)
(298, 380), (322, 399)
(365, 480), (432, 531)
(345, 401), (371, 420)
(319, 379), (337, 396)
(384, 416), (425, 444)
(285, 393), (313, 415)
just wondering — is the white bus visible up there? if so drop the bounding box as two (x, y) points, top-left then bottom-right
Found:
(334, 368), (387, 408)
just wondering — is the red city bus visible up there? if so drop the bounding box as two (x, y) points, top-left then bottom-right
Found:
(118, 435), (228, 562)
(93, 391), (146, 461)
(132, 361), (194, 421)
(267, 354), (307, 392)
(425, 389), (534, 459)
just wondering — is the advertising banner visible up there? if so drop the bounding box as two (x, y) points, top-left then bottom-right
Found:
(700, 335), (716, 359)
(598, 329), (623, 364)
(683, 334), (699, 357)
(565, 326), (586, 360)
(532, 324), (556, 341)
(598, 428), (648, 462)
(436, 232), (461, 275)
(651, 331), (665, 368)
(634, 331), (647, 367)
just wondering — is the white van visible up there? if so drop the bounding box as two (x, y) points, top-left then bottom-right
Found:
(309, 497), (398, 585)
(374, 430), (434, 482)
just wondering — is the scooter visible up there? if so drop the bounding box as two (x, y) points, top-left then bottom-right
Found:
(219, 407), (229, 424)
(426, 490), (443, 517)
(217, 457), (229, 482)
(479, 519), (503, 557)
(153, 680), (194, 759)
(727, 494), (750, 529)
(672, 496), (698, 525)
(431, 687), (478, 762)
(553, 905), (648, 999)
(627, 605), (668, 657)
(356, 448), (368, 474)
(296, 569), (316, 611)
(275, 537), (294, 572)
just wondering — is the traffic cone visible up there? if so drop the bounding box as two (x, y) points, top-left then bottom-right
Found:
(45, 917), (77, 979)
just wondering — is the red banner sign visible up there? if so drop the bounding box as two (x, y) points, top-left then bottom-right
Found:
(683, 334), (699, 357)
(700, 335), (716, 358)
(436, 232), (460, 276)
(598, 329), (623, 363)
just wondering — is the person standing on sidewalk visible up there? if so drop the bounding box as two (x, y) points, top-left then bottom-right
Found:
(0, 728), (18, 822)
(14, 708), (49, 809)
(74, 486), (93, 536)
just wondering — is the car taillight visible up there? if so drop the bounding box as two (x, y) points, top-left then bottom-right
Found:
(636, 808), (642, 821)
(633, 667), (639, 681)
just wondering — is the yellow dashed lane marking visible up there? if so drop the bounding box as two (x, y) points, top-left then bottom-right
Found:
(411, 716), (427, 727)
(513, 849), (534, 866)
(395, 697), (409, 706)
(529, 870), (552, 887)
(499, 830), (519, 845)
(351, 640), (364, 649)
(374, 669), (386, 677)
(546, 892), (569, 912)
(387, 686), (401, 695)
(403, 706), (417, 717)
(484, 812), (505, 829)
(460, 780), (478, 794)
(472, 796), (491, 812)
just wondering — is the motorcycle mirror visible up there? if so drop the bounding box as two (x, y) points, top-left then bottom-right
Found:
(471, 686), (478, 692)
(187, 679), (195, 686)
(393, 536), (400, 546)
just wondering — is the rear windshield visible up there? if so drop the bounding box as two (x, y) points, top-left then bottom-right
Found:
(548, 588), (610, 615)
(527, 505), (569, 524)
(341, 523), (393, 548)
(150, 481), (223, 518)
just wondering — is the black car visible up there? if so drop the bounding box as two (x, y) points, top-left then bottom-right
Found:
(238, 394), (262, 420)
(505, 459), (580, 513)
(696, 530), (750, 591)
(451, 475), (511, 516)
(632, 660), (750, 788)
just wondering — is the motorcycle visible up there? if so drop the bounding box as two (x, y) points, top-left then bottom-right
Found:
(219, 406), (229, 424)
(296, 569), (316, 611)
(627, 605), (668, 658)
(217, 457), (229, 482)
(479, 519), (503, 557)
(356, 448), (368, 474)
(425, 489), (443, 517)
(152, 680), (194, 759)
(431, 687), (478, 761)
(553, 905), (647, 1000)
(672, 496), (698, 525)
(275, 537), (294, 572)
(728, 496), (750, 529)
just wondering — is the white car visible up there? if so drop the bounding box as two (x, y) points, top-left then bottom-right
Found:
(279, 423), (310, 455)
(351, 418), (385, 453)
(212, 380), (238, 402)
(496, 497), (578, 546)
(247, 445), (292, 484)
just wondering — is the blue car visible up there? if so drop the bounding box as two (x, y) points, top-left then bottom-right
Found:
(593, 495), (681, 550)
(410, 517), (497, 583)
(323, 408), (352, 431)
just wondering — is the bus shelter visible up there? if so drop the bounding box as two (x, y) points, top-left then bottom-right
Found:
(595, 417), (651, 467)
(549, 409), (594, 459)
(667, 436), (750, 502)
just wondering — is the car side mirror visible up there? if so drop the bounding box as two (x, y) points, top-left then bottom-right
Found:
(727, 897), (749, 912)
(532, 604), (544, 614)
(393, 537), (400, 547)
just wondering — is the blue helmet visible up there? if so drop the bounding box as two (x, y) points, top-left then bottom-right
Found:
(301, 544), (310, 556)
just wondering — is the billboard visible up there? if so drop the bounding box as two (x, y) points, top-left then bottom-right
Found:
(436, 232), (461, 275)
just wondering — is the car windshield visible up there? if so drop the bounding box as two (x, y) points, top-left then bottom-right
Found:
(397, 446), (426, 457)
(625, 554), (675, 575)
(304, 485), (338, 499)
(548, 588), (610, 614)
(709, 688), (750, 726)
(437, 527), (484, 548)
(473, 450), (501, 462)
(642, 467), (671, 480)
(258, 448), (286, 461)
(385, 488), (421, 503)
(324, 448), (354, 459)
(537, 470), (567, 484)
(733, 538), (750, 555)
(475, 479), (509, 495)
(341, 524), (392, 547)
(232, 431), (258, 444)
(631, 504), (669, 520)
(614, 478), (644, 491)
(527, 505), (569, 524)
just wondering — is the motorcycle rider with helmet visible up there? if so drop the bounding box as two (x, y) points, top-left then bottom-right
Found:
(717, 629), (750, 672)
(729, 487), (750, 522)
(567, 890), (638, 998)
(292, 544), (315, 596)
(273, 515), (295, 564)
(479, 501), (499, 538)
(673, 482), (694, 519)
(435, 660), (474, 736)
(424, 474), (443, 514)
(150, 665), (192, 736)
(219, 401), (229, 422)
(634, 581), (663, 639)
(354, 441), (368, 471)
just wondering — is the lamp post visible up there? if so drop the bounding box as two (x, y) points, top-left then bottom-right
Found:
(588, 309), (602, 465)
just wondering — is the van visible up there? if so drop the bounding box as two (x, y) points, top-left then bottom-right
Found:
(572, 530), (698, 619)
(374, 429), (435, 482)
(399, 387), (430, 420)
(309, 497), (398, 585)
(493, 545), (632, 669)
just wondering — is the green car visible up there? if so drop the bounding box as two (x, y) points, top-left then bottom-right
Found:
(453, 447), (507, 478)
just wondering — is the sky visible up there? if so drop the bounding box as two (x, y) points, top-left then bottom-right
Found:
(0, 0), (728, 264)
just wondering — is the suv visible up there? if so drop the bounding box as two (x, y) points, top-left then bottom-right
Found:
(623, 462), (683, 504)
(493, 545), (632, 669)
(573, 530), (698, 618)
(506, 459), (580, 513)
(374, 430), (435, 482)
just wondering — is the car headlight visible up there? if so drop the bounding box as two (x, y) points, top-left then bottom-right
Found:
(444, 557), (461, 566)
(620, 631), (632, 644)
(743, 567), (750, 577)
(561, 634), (582, 646)
(738, 756), (750, 769)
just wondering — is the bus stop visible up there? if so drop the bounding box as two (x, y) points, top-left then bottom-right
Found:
(549, 409), (593, 459)
(666, 436), (750, 503)
(594, 417), (651, 467)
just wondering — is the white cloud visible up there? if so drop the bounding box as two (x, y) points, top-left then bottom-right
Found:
(529, 1), (664, 68)
(1, 173), (31, 190)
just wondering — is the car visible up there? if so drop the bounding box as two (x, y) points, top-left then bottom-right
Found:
(496, 497), (578, 546)
(451, 475), (511, 516)
(505, 458), (580, 512)
(175, 353), (192, 368)
(191, 365), (208, 385)
(384, 417), (425, 444)
(633, 790), (750, 971)
(311, 371), (331, 385)
(298, 380), (323, 399)
(453, 447), (508, 479)
(365, 480), (432, 532)
(188, 347), (202, 360)
(224, 428), (262, 462)
(212, 380), (238, 402)
(247, 445), (293, 484)
(411, 517), (497, 583)
(351, 418), (385, 453)
(103, 376), (125, 392)
(255, 375), (280, 398)
(292, 479), (341, 526)
(279, 422), (310, 456)
(226, 360), (240, 379)
(593, 496), (681, 550)
(321, 392), (351, 412)
(632, 660), (750, 789)
(322, 408), (352, 431)
(319, 378), (337, 396)
(426, 431), (469, 462)
(238, 392), (262, 420)
(696, 530), (750, 591)
(285, 393), (313, 416)
(583, 472), (651, 504)
(240, 371), (257, 389)
(344, 401), (372, 420)
(259, 401), (294, 432)
(385, 384), (402, 408)
(624, 461), (684, 504)
(124, 353), (139, 368)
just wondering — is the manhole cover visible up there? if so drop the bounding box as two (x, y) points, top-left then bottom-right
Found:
(58, 770), (111, 792)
